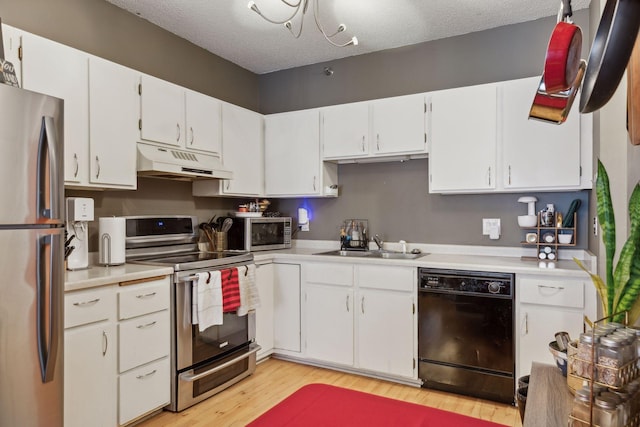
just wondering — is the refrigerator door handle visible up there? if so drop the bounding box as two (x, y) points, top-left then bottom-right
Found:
(36, 233), (61, 383)
(36, 116), (61, 222)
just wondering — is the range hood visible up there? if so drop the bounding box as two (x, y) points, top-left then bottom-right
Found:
(137, 142), (232, 181)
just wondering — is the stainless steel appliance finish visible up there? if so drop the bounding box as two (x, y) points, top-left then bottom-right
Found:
(227, 216), (292, 252)
(418, 268), (515, 404)
(0, 84), (65, 426)
(125, 216), (258, 412)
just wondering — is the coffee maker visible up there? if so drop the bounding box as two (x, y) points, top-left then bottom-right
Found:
(65, 197), (94, 270)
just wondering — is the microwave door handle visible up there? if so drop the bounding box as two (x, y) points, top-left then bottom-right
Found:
(36, 117), (62, 222)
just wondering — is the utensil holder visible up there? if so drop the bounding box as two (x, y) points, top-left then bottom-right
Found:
(215, 231), (227, 252)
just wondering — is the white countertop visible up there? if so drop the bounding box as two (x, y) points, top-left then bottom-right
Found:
(65, 263), (174, 292)
(65, 241), (596, 291)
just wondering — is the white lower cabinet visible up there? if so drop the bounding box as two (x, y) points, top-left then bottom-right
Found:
(300, 262), (416, 380)
(516, 275), (597, 381)
(64, 287), (117, 427)
(273, 263), (302, 353)
(255, 262), (275, 359)
(117, 277), (170, 425)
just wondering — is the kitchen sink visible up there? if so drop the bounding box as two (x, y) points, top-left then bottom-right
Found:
(313, 250), (427, 259)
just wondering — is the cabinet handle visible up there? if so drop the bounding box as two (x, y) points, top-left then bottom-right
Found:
(189, 126), (194, 145)
(508, 165), (512, 185)
(73, 298), (100, 307)
(376, 134), (380, 151)
(136, 369), (157, 380)
(361, 136), (365, 152)
(538, 284), (565, 290)
(346, 294), (350, 312)
(524, 313), (528, 335)
(313, 176), (317, 192)
(176, 123), (181, 142)
(136, 321), (157, 329)
(73, 153), (79, 178)
(487, 167), (491, 186)
(95, 156), (100, 179)
(102, 331), (108, 356)
(136, 292), (157, 299)
(361, 296), (365, 314)
(226, 180), (230, 191)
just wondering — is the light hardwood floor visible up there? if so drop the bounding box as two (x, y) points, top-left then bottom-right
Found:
(138, 358), (523, 427)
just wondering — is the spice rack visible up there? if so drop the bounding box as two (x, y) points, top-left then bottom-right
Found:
(520, 212), (577, 261)
(567, 313), (640, 427)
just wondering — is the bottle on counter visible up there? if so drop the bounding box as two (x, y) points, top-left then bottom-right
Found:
(350, 221), (360, 247)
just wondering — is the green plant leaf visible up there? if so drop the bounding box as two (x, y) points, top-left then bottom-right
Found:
(575, 257), (608, 316)
(596, 160), (616, 315)
(613, 184), (640, 323)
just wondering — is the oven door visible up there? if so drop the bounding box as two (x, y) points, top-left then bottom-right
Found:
(173, 342), (260, 412)
(175, 274), (255, 370)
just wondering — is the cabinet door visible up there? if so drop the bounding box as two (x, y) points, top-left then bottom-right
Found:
(358, 289), (414, 378)
(88, 56), (138, 188)
(372, 93), (426, 155)
(185, 89), (222, 154)
(273, 263), (301, 352)
(322, 102), (369, 159)
(255, 263), (274, 359)
(221, 103), (264, 196)
(2, 25), (22, 87)
(119, 310), (170, 372)
(21, 33), (89, 185)
(119, 357), (170, 425)
(64, 323), (117, 427)
(305, 283), (354, 366)
(428, 84), (497, 193)
(265, 110), (321, 196)
(139, 74), (184, 147)
(501, 77), (581, 189)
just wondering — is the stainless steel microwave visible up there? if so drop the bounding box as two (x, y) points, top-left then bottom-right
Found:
(227, 217), (292, 251)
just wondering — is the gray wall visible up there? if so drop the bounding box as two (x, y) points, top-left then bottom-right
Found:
(0, 0), (259, 110)
(263, 10), (593, 248)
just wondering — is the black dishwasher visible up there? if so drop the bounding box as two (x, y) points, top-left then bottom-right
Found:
(418, 268), (515, 404)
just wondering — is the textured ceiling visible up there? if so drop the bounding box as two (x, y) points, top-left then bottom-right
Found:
(105, 0), (591, 75)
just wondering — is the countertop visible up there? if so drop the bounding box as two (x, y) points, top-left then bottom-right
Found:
(65, 263), (174, 292)
(65, 241), (595, 291)
(523, 362), (573, 427)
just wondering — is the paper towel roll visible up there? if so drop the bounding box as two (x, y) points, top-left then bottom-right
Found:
(99, 217), (126, 266)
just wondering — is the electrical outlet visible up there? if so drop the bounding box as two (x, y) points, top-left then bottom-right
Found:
(482, 218), (501, 235)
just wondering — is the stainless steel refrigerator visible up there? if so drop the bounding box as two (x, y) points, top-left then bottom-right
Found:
(0, 83), (64, 426)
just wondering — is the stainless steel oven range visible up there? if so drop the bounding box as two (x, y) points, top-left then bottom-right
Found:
(125, 215), (259, 412)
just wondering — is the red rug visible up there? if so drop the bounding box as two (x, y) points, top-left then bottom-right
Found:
(248, 383), (505, 427)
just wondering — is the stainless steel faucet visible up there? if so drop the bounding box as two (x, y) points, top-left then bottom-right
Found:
(373, 234), (383, 250)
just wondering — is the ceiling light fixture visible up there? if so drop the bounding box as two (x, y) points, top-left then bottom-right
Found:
(247, 0), (358, 48)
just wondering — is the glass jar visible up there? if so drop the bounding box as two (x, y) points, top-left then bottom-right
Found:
(598, 336), (625, 387)
(594, 395), (621, 427)
(569, 386), (594, 427)
(577, 332), (600, 379)
(609, 390), (631, 426)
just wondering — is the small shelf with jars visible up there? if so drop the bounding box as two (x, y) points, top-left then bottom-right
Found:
(519, 212), (577, 261)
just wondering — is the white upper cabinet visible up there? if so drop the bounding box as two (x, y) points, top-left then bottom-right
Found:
(192, 102), (264, 197)
(501, 77), (582, 190)
(88, 56), (138, 188)
(20, 32), (90, 185)
(428, 83), (498, 193)
(139, 74), (185, 148)
(265, 109), (338, 197)
(184, 89), (222, 154)
(371, 93), (426, 155)
(322, 102), (369, 159)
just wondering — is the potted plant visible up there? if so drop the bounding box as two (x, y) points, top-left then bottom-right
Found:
(575, 160), (640, 324)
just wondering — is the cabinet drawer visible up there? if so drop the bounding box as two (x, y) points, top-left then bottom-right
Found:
(305, 263), (353, 286)
(118, 277), (170, 320)
(65, 286), (116, 328)
(358, 265), (415, 292)
(119, 310), (170, 372)
(518, 277), (584, 309)
(119, 357), (170, 425)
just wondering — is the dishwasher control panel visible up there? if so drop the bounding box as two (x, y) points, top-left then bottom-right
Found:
(418, 268), (514, 297)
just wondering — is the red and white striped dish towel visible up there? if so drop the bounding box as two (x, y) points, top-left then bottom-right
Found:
(221, 267), (241, 313)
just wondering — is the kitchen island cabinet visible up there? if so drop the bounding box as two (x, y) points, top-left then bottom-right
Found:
(64, 286), (118, 427)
